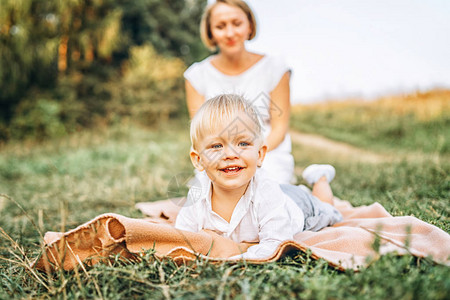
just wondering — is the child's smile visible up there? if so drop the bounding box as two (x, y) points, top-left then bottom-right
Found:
(219, 165), (244, 174)
(218, 164), (246, 179)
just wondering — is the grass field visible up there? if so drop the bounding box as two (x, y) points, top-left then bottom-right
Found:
(1, 93), (449, 299)
(291, 89), (450, 155)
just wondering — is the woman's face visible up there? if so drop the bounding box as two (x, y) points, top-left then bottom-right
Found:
(209, 3), (252, 54)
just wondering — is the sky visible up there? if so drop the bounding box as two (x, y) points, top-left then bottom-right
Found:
(208, 0), (450, 103)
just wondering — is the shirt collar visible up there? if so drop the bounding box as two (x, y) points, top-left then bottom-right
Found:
(227, 177), (255, 232)
(193, 172), (256, 215)
(243, 176), (255, 209)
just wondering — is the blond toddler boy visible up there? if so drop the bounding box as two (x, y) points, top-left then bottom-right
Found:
(175, 94), (342, 259)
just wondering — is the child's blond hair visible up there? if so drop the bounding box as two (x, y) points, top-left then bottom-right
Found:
(190, 94), (263, 150)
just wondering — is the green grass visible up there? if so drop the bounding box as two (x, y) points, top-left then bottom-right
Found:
(291, 145), (449, 232)
(1, 114), (449, 299)
(290, 90), (450, 154)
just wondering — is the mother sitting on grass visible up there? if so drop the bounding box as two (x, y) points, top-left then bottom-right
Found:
(184, 0), (294, 184)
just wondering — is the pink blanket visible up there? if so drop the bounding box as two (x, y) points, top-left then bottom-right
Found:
(34, 198), (450, 272)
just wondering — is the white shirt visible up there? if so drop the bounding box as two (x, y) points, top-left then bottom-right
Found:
(184, 55), (294, 184)
(175, 170), (305, 259)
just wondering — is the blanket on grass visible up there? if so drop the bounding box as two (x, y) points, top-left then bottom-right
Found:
(34, 198), (450, 272)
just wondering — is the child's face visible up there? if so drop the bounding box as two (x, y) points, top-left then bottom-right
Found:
(190, 112), (267, 194)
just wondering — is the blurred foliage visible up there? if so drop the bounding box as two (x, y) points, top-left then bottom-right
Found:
(0, 0), (208, 141)
(9, 98), (67, 140)
(109, 43), (187, 125)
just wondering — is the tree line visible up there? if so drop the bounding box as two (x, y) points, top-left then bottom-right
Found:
(0, 0), (208, 141)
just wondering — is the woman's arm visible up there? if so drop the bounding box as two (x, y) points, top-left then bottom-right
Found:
(185, 79), (205, 119)
(265, 71), (291, 151)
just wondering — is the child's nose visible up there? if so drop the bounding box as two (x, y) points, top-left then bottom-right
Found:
(223, 145), (239, 159)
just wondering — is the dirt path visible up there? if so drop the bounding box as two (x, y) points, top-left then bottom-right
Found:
(289, 131), (444, 164)
(289, 131), (390, 163)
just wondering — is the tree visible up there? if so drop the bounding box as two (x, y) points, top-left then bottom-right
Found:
(118, 0), (208, 65)
(0, 0), (208, 140)
(0, 0), (59, 120)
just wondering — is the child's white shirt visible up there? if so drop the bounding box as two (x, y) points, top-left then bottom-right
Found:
(175, 170), (305, 259)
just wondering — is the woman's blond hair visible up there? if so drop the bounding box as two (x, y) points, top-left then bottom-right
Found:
(190, 94), (263, 150)
(200, 0), (257, 51)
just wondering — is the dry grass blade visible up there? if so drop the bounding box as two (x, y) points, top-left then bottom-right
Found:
(0, 226), (51, 291)
(216, 265), (240, 300)
(65, 240), (104, 300)
(0, 194), (45, 240)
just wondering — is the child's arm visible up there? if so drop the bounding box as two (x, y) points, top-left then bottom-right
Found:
(174, 204), (199, 232)
(231, 184), (305, 260)
(175, 182), (206, 232)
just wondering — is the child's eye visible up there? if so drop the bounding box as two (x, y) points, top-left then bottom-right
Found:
(238, 142), (250, 147)
(211, 144), (223, 149)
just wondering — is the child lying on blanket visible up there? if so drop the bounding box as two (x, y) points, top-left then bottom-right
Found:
(175, 94), (343, 259)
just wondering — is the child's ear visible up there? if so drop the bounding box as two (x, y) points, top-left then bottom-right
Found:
(257, 144), (267, 167)
(190, 149), (205, 171)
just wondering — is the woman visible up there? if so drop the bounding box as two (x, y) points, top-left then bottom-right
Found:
(184, 0), (294, 184)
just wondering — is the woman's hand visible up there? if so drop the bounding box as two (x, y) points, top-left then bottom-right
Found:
(265, 71), (291, 151)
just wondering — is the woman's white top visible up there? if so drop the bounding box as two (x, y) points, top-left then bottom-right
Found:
(184, 55), (294, 184)
(175, 170), (305, 259)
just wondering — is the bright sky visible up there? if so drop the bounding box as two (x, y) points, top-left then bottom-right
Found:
(208, 0), (450, 103)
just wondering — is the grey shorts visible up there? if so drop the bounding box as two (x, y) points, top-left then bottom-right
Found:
(280, 184), (343, 232)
